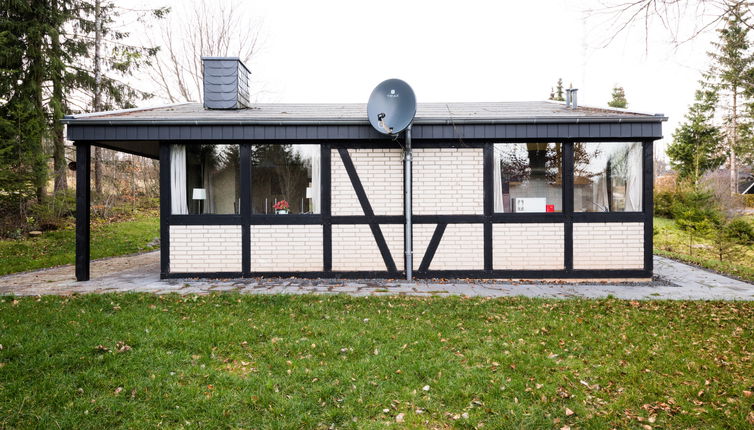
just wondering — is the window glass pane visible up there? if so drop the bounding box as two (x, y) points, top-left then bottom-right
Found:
(251, 144), (320, 214)
(493, 143), (563, 213)
(573, 142), (643, 212)
(170, 144), (240, 215)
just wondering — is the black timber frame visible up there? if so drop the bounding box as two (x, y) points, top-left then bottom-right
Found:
(72, 121), (660, 281)
(75, 143), (91, 281)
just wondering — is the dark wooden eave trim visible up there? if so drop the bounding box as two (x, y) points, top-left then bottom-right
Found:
(66, 121), (664, 144)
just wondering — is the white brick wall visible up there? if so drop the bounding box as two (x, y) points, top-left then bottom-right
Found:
(573, 222), (644, 269)
(169, 225), (242, 273)
(331, 148), (404, 216)
(413, 223), (484, 270)
(332, 224), (404, 271)
(413, 148), (483, 215)
(251, 225), (323, 271)
(493, 224), (564, 270)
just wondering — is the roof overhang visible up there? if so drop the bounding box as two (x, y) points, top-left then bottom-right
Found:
(64, 102), (666, 158)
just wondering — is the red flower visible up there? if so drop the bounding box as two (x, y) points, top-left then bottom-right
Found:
(273, 200), (290, 211)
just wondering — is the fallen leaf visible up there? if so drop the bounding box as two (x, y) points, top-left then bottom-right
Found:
(565, 408), (574, 416)
(115, 341), (131, 353)
(743, 390), (753, 398)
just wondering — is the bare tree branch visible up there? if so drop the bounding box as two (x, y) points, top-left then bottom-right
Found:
(146, 0), (263, 103)
(587, 0), (750, 49)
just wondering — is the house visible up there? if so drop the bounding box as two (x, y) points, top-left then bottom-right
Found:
(63, 57), (666, 281)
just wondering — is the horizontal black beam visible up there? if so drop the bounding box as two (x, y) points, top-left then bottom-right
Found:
(162, 268), (652, 280)
(416, 269), (652, 279)
(163, 272), (244, 279)
(572, 212), (645, 223)
(166, 213), (648, 226)
(168, 215), (243, 225)
(249, 214), (323, 224)
(331, 215), (404, 224)
(490, 213), (565, 223)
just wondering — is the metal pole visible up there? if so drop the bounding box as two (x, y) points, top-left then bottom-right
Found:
(404, 125), (413, 281)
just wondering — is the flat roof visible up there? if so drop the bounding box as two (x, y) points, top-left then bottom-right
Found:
(63, 101), (666, 125)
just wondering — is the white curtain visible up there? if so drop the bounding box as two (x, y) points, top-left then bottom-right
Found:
(593, 174), (609, 212)
(493, 147), (504, 212)
(310, 148), (321, 213)
(624, 142), (643, 211)
(170, 145), (188, 215)
(203, 156), (215, 214)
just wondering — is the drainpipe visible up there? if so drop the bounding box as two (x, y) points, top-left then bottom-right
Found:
(404, 125), (413, 281)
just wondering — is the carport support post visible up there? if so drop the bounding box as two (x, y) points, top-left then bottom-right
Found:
(75, 143), (91, 281)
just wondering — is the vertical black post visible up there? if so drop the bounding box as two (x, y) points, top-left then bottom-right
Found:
(75, 143), (91, 281)
(643, 141), (654, 276)
(483, 143), (493, 272)
(159, 143), (170, 278)
(563, 142), (574, 272)
(321, 144), (332, 273)
(240, 143), (251, 275)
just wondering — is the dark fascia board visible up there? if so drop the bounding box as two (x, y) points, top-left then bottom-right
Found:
(61, 115), (667, 126)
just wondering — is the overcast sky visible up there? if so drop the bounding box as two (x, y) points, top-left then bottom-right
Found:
(133, 0), (723, 156)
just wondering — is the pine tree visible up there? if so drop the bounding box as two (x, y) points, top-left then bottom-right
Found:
(707, 4), (754, 195)
(0, 0), (50, 208)
(667, 86), (727, 185)
(608, 85), (628, 108)
(549, 78), (565, 101)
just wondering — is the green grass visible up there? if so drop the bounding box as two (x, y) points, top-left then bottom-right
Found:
(0, 294), (752, 429)
(0, 213), (159, 276)
(654, 216), (754, 282)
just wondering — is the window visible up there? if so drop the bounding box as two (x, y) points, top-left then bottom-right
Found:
(251, 144), (320, 214)
(574, 142), (642, 212)
(171, 144), (240, 215)
(493, 143), (563, 213)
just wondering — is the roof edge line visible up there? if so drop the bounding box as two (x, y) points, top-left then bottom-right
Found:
(63, 102), (194, 119)
(62, 116), (667, 126)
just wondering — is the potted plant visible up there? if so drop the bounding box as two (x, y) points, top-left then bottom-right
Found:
(273, 200), (290, 214)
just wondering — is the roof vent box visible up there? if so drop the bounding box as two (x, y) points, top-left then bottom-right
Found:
(202, 57), (251, 110)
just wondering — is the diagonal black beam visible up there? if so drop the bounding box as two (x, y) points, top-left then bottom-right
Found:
(418, 223), (447, 272)
(338, 148), (397, 272)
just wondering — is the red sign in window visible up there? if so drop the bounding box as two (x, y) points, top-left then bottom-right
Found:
(546, 204), (555, 212)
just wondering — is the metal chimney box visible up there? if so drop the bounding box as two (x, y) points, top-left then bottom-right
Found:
(202, 57), (251, 109)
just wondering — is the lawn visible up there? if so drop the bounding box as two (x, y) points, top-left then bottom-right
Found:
(0, 294), (752, 429)
(653, 216), (754, 282)
(0, 212), (159, 276)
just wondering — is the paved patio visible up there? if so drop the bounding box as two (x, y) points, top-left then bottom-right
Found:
(1, 251), (753, 300)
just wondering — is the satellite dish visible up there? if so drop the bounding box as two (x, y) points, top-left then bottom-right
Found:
(367, 79), (416, 135)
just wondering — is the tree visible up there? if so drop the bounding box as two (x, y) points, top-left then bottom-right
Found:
(667, 86), (726, 184)
(591, 0), (750, 47)
(607, 85), (628, 108)
(0, 0), (50, 208)
(147, 0), (262, 103)
(707, 5), (754, 195)
(60, 1), (166, 194)
(549, 78), (565, 101)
